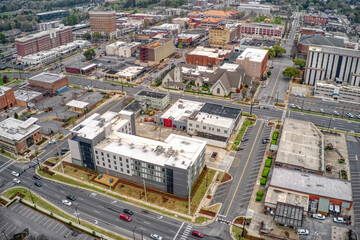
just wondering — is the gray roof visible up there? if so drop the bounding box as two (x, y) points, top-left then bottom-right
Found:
(29, 72), (65, 83)
(0, 117), (40, 141)
(318, 198), (330, 213)
(209, 66), (244, 91)
(300, 35), (345, 48)
(199, 103), (242, 119)
(137, 90), (167, 99)
(274, 202), (303, 228)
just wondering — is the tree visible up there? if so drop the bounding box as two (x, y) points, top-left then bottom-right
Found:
(92, 32), (101, 41)
(14, 112), (18, 119)
(272, 45), (286, 57)
(83, 49), (96, 60)
(82, 33), (91, 40)
(267, 71), (271, 77)
(0, 32), (6, 44)
(265, 48), (274, 58)
(3, 75), (8, 83)
(283, 67), (300, 79)
(178, 42), (183, 49)
(293, 59), (306, 70)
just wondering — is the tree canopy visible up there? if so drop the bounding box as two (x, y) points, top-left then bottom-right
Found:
(83, 49), (96, 60)
(283, 67), (300, 79)
(272, 45), (286, 57)
(293, 59), (306, 69)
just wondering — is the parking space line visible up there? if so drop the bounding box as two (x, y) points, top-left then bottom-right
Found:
(14, 205), (25, 213)
(55, 225), (64, 234)
(34, 214), (43, 223)
(60, 227), (68, 236)
(10, 204), (20, 212)
(18, 207), (29, 215)
(0, 223), (9, 231)
(39, 217), (50, 226)
(24, 209), (33, 218)
(47, 220), (56, 229)
(6, 225), (17, 236)
(65, 230), (72, 238)
(51, 222), (60, 231)
(5, 224), (14, 233)
(29, 212), (39, 221)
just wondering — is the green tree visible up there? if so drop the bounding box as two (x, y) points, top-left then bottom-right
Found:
(273, 45), (286, 57)
(65, 14), (80, 26)
(3, 75), (8, 83)
(265, 48), (274, 58)
(82, 33), (91, 40)
(14, 112), (18, 119)
(0, 33), (6, 44)
(283, 67), (300, 79)
(92, 32), (101, 41)
(293, 59), (306, 70)
(178, 42), (183, 49)
(83, 49), (96, 60)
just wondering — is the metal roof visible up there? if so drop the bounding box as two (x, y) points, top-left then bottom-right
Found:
(274, 202), (304, 228)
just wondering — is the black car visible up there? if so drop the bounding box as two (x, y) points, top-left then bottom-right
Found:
(66, 195), (76, 201)
(33, 175), (41, 180)
(262, 138), (270, 144)
(123, 209), (133, 215)
(241, 137), (249, 142)
(34, 182), (42, 187)
(236, 147), (244, 151)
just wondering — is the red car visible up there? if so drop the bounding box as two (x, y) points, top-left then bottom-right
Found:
(157, 68), (162, 70)
(192, 231), (204, 238)
(120, 214), (131, 222)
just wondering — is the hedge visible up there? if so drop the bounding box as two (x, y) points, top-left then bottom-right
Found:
(256, 196), (262, 202)
(265, 159), (272, 167)
(262, 167), (270, 178)
(260, 177), (267, 185)
(267, 155), (273, 159)
(271, 140), (276, 145)
(256, 190), (264, 197)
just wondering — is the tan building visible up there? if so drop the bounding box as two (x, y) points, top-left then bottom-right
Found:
(209, 25), (238, 48)
(138, 39), (174, 66)
(89, 11), (117, 38)
(236, 48), (268, 79)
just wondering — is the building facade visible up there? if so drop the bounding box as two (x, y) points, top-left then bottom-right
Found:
(0, 86), (16, 111)
(186, 46), (231, 66)
(89, 11), (117, 38)
(239, 23), (284, 38)
(304, 46), (360, 86)
(135, 90), (169, 110)
(303, 13), (329, 25)
(29, 72), (68, 93)
(0, 117), (42, 154)
(209, 25), (238, 48)
(15, 26), (73, 57)
(138, 39), (175, 66)
(314, 81), (360, 103)
(236, 48), (268, 79)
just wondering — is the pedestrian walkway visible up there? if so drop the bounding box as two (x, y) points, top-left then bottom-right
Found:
(179, 223), (193, 240)
(0, 159), (15, 173)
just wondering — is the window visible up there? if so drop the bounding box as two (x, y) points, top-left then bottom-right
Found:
(224, 130), (228, 133)
(127, 164), (129, 168)
(96, 156), (99, 159)
(101, 152), (104, 156)
(121, 168), (123, 172)
(102, 157), (104, 161)
(114, 160), (116, 164)
(189, 123), (192, 127)
(127, 170), (130, 174)
(217, 129), (220, 132)
(108, 164), (111, 168)
(217, 88), (221, 94)
(95, 150), (98, 154)
(126, 159), (129, 163)
(203, 126), (206, 130)
(115, 166), (117, 170)
(119, 157), (122, 161)
(103, 163), (105, 166)
(97, 161), (99, 165)
(107, 153), (110, 158)
(196, 124), (199, 128)
(162, 168), (165, 172)
(113, 155), (116, 159)
(108, 159), (110, 163)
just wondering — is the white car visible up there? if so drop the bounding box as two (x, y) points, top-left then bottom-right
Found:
(150, 234), (163, 240)
(13, 178), (21, 184)
(289, 104), (296, 108)
(62, 200), (72, 206)
(49, 140), (56, 144)
(12, 171), (20, 177)
(312, 213), (325, 220)
(346, 112), (354, 118)
(319, 109), (325, 113)
(297, 229), (309, 235)
(333, 217), (346, 223)
(333, 111), (340, 116)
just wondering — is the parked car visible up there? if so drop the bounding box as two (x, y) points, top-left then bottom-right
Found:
(13, 178), (21, 184)
(262, 138), (270, 144)
(120, 214), (131, 222)
(150, 234), (163, 240)
(66, 195), (76, 201)
(62, 200), (72, 206)
(12, 171), (20, 177)
(192, 231), (204, 238)
(34, 182), (42, 187)
(333, 111), (340, 116)
(297, 229), (309, 235)
(241, 137), (249, 142)
(49, 140), (56, 144)
(333, 217), (346, 223)
(319, 109), (325, 113)
(33, 175), (41, 180)
(346, 112), (354, 118)
(296, 105), (301, 110)
(312, 213), (325, 220)
(123, 209), (133, 215)
(236, 147), (244, 151)
(111, 83), (117, 86)
(357, 114), (360, 119)
(289, 103), (296, 108)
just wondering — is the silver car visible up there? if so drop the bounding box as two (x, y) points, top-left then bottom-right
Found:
(333, 111), (339, 116)
(319, 108), (325, 113)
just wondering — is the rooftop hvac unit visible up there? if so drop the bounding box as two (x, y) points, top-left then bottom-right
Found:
(129, 143), (134, 149)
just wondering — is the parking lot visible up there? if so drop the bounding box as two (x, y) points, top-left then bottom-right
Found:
(5, 202), (95, 240)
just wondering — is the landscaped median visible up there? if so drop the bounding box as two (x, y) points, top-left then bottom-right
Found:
(38, 162), (217, 220)
(232, 118), (256, 150)
(1, 187), (126, 240)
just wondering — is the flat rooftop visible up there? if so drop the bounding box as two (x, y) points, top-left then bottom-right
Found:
(0, 117), (40, 141)
(14, 89), (42, 102)
(237, 48), (268, 62)
(0, 86), (11, 97)
(199, 103), (242, 120)
(117, 66), (144, 77)
(66, 100), (89, 109)
(137, 90), (168, 99)
(161, 99), (204, 122)
(276, 118), (324, 172)
(265, 186), (309, 210)
(270, 167), (353, 202)
(36, 10), (67, 16)
(144, 39), (172, 49)
(29, 72), (65, 83)
(189, 111), (234, 129)
(188, 47), (231, 58)
(309, 45), (360, 58)
(96, 133), (207, 170)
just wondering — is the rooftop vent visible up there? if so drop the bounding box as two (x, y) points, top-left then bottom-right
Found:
(129, 143), (134, 149)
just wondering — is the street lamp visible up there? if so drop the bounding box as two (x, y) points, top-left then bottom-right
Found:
(133, 227), (137, 240)
(75, 204), (81, 224)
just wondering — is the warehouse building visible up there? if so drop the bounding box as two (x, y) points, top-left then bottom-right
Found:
(29, 72), (68, 93)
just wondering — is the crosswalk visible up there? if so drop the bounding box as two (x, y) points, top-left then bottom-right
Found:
(179, 223), (192, 240)
(0, 159), (15, 173)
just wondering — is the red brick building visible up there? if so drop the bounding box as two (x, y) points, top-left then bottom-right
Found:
(239, 23), (284, 38)
(29, 72), (68, 93)
(301, 27), (325, 36)
(89, 11), (117, 38)
(15, 26), (73, 57)
(186, 46), (231, 66)
(303, 13), (329, 25)
(0, 86), (16, 111)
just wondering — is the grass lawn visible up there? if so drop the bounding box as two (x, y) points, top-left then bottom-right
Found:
(195, 216), (211, 224)
(232, 118), (256, 150)
(5, 80), (22, 86)
(2, 188), (126, 240)
(0, 150), (16, 159)
(231, 225), (244, 240)
(57, 134), (64, 140)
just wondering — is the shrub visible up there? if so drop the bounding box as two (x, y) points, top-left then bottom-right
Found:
(267, 155), (273, 159)
(265, 159), (272, 167)
(271, 140), (276, 145)
(339, 159), (344, 163)
(260, 178), (266, 185)
(256, 196), (262, 201)
(257, 190), (264, 197)
(262, 167), (270, 178)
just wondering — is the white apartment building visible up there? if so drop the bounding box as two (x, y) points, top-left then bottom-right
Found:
(94, 133), (207, 198)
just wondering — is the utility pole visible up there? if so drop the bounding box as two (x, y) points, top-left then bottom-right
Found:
(341, 106), (345, 118)
(28, 185), (35, 206)
(133, 227), (137, 240)
(301, 99), (304, 112)
(78, 51), (84, 88)
(75, 204), (81, 224)
(55, 137), (64, 174)
(328, 118), (332, 130)
(250, 101), (253, 115)
(143, 179), (147, 202)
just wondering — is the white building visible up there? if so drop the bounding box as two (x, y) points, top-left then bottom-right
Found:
(94, 133), (207, 198)
(105, 41), (141, 58)
(135, 90), (169, 110)
(237, 2), (272, 15)
(314, 80), (360, 103)
(305, 45), (360, 86)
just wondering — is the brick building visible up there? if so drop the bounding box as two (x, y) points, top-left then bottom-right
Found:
(15, 26), (73, 57)
(186, 46), (231, 66)
(0, 117), (42, 154)
(301, 27), (325, 36)
(236, 48), (268, 79)
(138, 39), (174, 66)
(239, 23), (284, 38)
(209, 25), (238, 48)
(303, 13), (329, 25)
(89, 11), (117, 38)
(29, 72), (68, 93)
(0, 86), (16, 111)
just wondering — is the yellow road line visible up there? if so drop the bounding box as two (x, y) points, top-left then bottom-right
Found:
(267, 69), (281, 104)
(225, 122), (264, 216)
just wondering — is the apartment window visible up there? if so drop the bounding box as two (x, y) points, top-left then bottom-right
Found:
(115, 166), (117, 170)
(196, 124), (199, 128)
(119, 157), (122, 161)
(121, 168), (123, 172)
(113, 155), (116, 159)
(127, 170), (130, 174)
(108, 164), (111, 168)
(97, 161), (99, 165)
(217, 129), (220, 132)
(101, 152), (104, 156)
(108, 159), (110, 163)
(114, 160), (116, 164)
(224, 130), (228, 133)
(103, 163), (105, 167)
(126, 159), (129, 163)
(96, 156), (99, 159)
(120, 163), (123, 166)
(107, 153), (110, 158)
(203, 126), (206, 130)
(162, 168), (165, 172)
(102, 157), (104, 161)
(95, 150), (98, 154)
(127, 164), (129, 168)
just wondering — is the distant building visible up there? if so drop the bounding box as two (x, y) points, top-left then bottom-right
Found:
(298, 35), (344, 55)
(187, 46), (231, 66)
(138, 39), (175, 66)
(14, 90), (43, 107)
(0, 86), (16, 111)
(172, 18), (190, 28)
(65, 63), (97, 76)
(66, 100), (89, 114)
(301, 27), (325, 36)
(314, 81), (360, 103)
(89, 11), (117, 38)
(201, 17), (223, 28)
(209, 25), (238, 48)
(135, 90), (169, 110)
(104, 67), (145, 82)
(37, 21), (60, 31)
(0, 117), (42, 154)
(237, 3), (271, 15)
(236, 48), (268, 79)
(68, 111), (135, 170)
(36, 10), (69, 21)
(239, 23), (284, 38)
(29, 72), (68, 93)
(304, 46), (360, 86)
(303, 13), (329, 25)
(15, 26), (73, 57)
